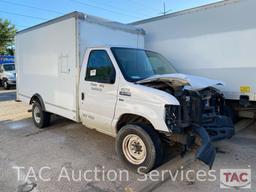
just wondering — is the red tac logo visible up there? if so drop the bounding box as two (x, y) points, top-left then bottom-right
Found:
(220, 169), (251, 189)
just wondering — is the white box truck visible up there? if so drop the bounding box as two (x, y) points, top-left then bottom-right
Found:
(133, 0), (256, 119)
(16, 12), (234, 172)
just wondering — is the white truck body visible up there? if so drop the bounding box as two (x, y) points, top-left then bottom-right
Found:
(16, 12), (144, 125)
(133, 0), (256, 102)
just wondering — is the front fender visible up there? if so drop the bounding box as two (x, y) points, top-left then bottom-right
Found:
(113, 102), (169, 134)
(112, 83), (180, 134)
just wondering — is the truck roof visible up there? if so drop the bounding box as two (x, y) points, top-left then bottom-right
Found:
(17, 11), (145, 35)
(132, 0), (240, 25)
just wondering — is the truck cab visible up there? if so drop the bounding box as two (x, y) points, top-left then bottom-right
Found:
(23, 45), (234, 172)
(0, 63), (16, 89)
(76, 46), (234, 172)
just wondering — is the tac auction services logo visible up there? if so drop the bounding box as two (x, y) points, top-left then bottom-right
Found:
(220, 169), (251, 189)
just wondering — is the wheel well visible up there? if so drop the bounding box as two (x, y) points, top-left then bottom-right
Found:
(116, 114), (153, 133)
(29, 94), (46, 111)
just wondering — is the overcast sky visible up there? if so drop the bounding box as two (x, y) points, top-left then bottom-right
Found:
(0, 0), (222, 30)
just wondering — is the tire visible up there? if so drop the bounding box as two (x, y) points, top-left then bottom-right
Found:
(32, 101), (51, 128)
(116, 124), (163, 173)
(3, 80), (10, 90)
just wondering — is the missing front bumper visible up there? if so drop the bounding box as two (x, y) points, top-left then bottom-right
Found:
(203, 115), (235, 142)
(192, 116), (234, 168)
(193, 126), (216, 168)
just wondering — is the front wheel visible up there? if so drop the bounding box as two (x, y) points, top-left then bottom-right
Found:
(116, 124), (163, 173)
(32, 102), (51, 128)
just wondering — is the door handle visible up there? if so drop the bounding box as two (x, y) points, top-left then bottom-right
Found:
(81, 92), (85, 100)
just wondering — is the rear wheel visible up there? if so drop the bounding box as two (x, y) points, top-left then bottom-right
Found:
(116, 124), (163, 173)
(32, 102), (51, 128)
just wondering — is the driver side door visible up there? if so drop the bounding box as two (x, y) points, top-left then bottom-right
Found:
(79, 49), (119, 135)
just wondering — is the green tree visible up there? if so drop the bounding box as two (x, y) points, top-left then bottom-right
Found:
(0, 19), (16, 55)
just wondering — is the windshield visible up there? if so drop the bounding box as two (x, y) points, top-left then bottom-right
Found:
(3, 64), (15, 71)
(111, 47), (176, 82)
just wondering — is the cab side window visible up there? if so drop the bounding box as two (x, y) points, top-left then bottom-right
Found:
(85, 50), (116, 84)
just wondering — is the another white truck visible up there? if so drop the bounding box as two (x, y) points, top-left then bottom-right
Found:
(16, 12), (234, 172)
(133, 0), (256, 119)
(0, 63), (16, 89)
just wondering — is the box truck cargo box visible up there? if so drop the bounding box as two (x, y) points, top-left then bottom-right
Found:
(133, 0), (256, 108)
(16, 12), (144, 122)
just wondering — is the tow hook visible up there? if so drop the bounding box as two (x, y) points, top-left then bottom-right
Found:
(193, 126), (216, 169)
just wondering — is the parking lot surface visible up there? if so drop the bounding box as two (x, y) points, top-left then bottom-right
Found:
(0, 90), (139, 192)
(0, 87), (16, 101)
(0, 89), (256, 192)
(154, 122), (256, 192)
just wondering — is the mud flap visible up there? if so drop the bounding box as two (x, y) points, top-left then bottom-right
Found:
(193, 126), (216, 168)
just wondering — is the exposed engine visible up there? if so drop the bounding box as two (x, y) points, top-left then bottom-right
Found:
(139, 81), (234, 141)
(139, 80), (235, 168)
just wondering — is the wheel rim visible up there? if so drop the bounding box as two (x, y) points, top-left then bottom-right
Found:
(122, 134), (147, 165)
(3, 82), (7, 88)
(33, 106), (41, 124)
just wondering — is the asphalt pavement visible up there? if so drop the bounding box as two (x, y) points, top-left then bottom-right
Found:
(0, 89), (255, 192)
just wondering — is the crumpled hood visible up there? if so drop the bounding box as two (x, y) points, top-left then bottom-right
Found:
(137, 73), (224, 90)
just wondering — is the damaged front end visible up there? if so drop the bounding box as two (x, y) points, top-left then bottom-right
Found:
(138, 75), (234, 168)
(165, 87), (234, 142)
